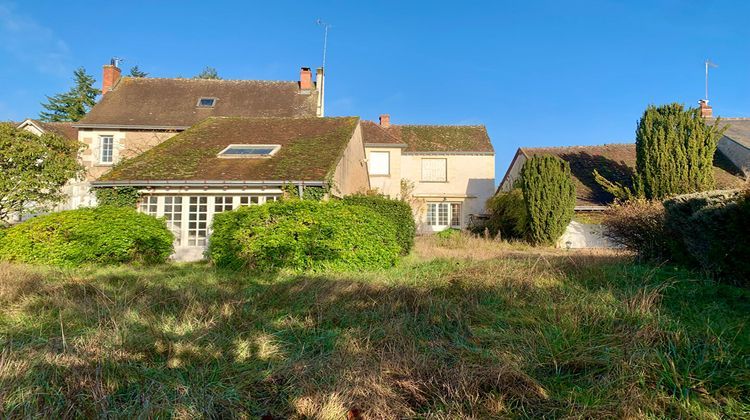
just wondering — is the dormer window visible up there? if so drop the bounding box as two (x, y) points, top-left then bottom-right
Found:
(197, 97), (217, 108)
(218, 144), (281, 158)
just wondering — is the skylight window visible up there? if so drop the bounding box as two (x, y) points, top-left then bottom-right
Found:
(197, 97), (217, 107)
(218, 144), (281, 158)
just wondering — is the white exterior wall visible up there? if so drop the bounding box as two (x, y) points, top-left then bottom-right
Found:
(364, 147), (495, 233)
(557, 221), (618, 249)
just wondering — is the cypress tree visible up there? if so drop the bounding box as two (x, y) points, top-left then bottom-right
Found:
(521, 155), (577, 245)
(633, 103), (724, 199)
(39, 67), (100, 122)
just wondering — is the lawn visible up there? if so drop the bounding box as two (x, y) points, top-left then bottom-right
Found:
(1, 235), (748, 418)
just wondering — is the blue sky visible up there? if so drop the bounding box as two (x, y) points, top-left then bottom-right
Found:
(1, 1), (749, 180)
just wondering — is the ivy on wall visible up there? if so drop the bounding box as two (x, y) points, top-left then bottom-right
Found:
(94, 187), (141, 207)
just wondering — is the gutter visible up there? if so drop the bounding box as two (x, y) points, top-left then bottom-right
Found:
(73, 123), (190, 130)
(90, 180), (326, 188)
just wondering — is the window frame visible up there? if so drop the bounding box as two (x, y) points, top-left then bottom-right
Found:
(217, 144), (281, 159)
(368, 150), (391, 176)
(196, 97), (217, 108)
(99, 135), (114, 164)
(420, 158), (447, 182)
(426, 202), (462, 229)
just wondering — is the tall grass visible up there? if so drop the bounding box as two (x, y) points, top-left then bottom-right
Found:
(0, 237), (747, 418)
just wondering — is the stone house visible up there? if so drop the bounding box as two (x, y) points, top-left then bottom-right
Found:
(361, 115), (495, 232)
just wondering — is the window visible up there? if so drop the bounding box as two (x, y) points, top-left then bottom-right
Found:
(214, 196), (235, 213)
(218, 144), (281, 158)
(197, 97), (216, 107)
(368, 151), (390, 176)
(421, 158), (447, 182)
(426, 202), (462, 228)
(100, 136), (114, 164)
(138, 196), (158, 216)
(239, 196), (260, 206)
(164, 196), (183, 246)
(187, 197), (208, 246)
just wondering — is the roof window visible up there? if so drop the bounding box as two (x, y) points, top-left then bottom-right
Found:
(218, 144), (281, 158)
(197, 97), (217, 107)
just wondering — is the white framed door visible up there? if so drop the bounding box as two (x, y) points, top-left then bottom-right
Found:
(425, 202), (462, 232)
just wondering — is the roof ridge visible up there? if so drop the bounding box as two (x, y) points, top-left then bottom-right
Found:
(520, 143), (634, 152)
(121, 76), (297, 84)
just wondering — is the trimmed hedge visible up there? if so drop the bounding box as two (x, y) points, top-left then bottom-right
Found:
(602, 199), (669, 261)
(664, 190), (750, 285)
(0, 206), (173, 266)
(341, 195), (415, 254)
(209, 200), (401, 271)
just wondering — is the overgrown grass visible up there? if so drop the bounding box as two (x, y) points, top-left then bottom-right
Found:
(0, 237), (748, 418)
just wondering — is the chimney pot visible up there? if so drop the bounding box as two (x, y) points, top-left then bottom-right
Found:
(699, 99), (713, 118)
(299, 67), (313, 90)
(379, 114), (391, 128)
(102, 61), (122, 95)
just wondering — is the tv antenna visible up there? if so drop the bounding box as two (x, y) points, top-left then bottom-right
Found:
(704, 59), (718, 101)
(111, 57), (124, 68)
(316, 19), (332, 69)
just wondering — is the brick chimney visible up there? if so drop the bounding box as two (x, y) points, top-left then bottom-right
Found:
(299, 67), (313, 90)
(379, 114), (390, 128)
(699, 99), (713, 118)
(102, 59), (121, 95)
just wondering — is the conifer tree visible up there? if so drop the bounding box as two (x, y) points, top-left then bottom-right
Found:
(39, 67), (100, 122)
(194, 66), (221, 80)
(521, 155), (576, 245)
(129, 65), (148, 77)
(632, 103), (724, 199)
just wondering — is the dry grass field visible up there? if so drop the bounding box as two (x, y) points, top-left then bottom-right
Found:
(1, 235), (748, 418)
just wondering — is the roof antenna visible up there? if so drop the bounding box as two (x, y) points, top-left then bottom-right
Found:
(704, 59), (718, 102)
(316, 19), (332, 69)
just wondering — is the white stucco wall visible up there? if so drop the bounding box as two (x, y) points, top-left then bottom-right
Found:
(365, 146), (404, 197)
(557, 221), (618, 249)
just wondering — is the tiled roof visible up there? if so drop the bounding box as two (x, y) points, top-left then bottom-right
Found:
(518, 144), (744, 207)
(715, 118), (750, 149)
(97, 117), (359, 183)
(34, 120), (78, 141)
(360, 121), (404, 146)
(362, 122), (494, 153)
(78, 77), (319, 128)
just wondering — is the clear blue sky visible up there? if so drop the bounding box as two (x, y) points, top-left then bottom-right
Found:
(2, 0), (749, 180)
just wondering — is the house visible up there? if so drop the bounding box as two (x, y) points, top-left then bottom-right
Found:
(360, 115), (495, 232)
(700, 100), (750, 177)
(64, 61), (325, 208)
(94, 116), (369, 261)
(497, 143), (745, 247)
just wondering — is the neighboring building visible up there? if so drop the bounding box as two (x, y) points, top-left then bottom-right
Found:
(715, 119), (750, 176)
(93, 116), (368, 261)
(67, 62), (325, 207)
(15, 119), (83, 211)
(497, 143), (745, 247)
(361, 115), (495, 232)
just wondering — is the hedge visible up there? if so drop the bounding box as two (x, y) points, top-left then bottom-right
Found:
(341, 194), (415, 254)
(209, 200), (401, 271)
(664, 190), (750, 285)
(0, 206), (173, 266)
(485, 188), (528, 240)
(520, 155), (576, 245)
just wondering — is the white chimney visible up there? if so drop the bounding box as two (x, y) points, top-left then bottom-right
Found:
(316, 67), (325, 117)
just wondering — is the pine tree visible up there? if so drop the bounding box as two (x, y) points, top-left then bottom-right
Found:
(39, 67), (100, 122)
(521, 155), (576, 245)
(129, 65), (148, 78)
(194, 66), (221, 80)
(633, 103), (725, 199)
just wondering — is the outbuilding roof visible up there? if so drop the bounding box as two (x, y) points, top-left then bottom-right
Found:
(77, 77), (319, 129)
(503, 144), (744, 207)
(96, 116), (359, 184)
(716, 118), (750, 149)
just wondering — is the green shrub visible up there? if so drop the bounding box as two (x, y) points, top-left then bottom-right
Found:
(209, 200), (401, 271)
(485, 188), (528, 239)
(342, 194), (415, 254)
(521, 155), (576, 245)
(664, 190), (750, 285)
(0, 206), (173, 266)
(602, 199), (670, 261)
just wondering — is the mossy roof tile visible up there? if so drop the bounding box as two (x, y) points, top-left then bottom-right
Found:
(99, 117), (359, 183)
(362, 121), (493, 153)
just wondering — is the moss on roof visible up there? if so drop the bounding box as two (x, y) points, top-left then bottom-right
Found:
(361, 123), (493, 153)
(99, 117), (359, 183)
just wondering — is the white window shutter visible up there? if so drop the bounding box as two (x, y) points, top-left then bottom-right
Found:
(369, 151), (390, 175)
(421, 158), (447, 181)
